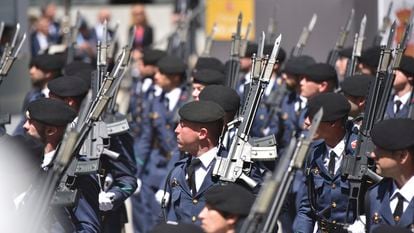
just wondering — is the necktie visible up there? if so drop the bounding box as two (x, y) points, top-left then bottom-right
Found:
(395, 100), (402, 114)
(187, 158), (202, 196)
(393, 193), (404, 222)
(328, 151), (336, 176)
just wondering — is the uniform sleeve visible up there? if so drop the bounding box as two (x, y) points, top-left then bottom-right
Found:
(135, 100), (154, 176)
(292, 168), (316, 233)
(71, 174), (101, 233)
(106, 133), (138, 209)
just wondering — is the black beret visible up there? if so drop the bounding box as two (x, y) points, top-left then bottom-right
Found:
(360, 46), (382, 69)
(72, 69), (93, 87)
(30, 54), (66, 71)
(199, 85), (240, 112)
(142, 49), (167, 66)
(157, 55), (186, 75)
(341, 74), (373, 97)
(244, 42), (258, 58)
(63, 61), (94, 76)
(150, 223), (204, 233)
(179, 100), (225, 123)
(193, 69), (225, 85)
(338, 47), (353, 59)
(307, 93), (350, 122)
(303, 63), (337, 83)
(194, 57), (225, 74)
(48, 75), (89, 97)
(26, 98), (77, 126)
(371, 119), (414, 151)
(205, 183), (255, 216)
(283, 55), (316, 76)
(398, 55), (414, 77)
(263, 45), (286, 64)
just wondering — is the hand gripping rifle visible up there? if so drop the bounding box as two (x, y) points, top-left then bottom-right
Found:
(240, 108), (323, 233)
(341, 22), (397, 222)
(290, 14), (317, 58)
(345, 15), (367, 77)
(327, 9), (354, 66)
(213, 34), (282, 188)
(226, 13), (242, 90)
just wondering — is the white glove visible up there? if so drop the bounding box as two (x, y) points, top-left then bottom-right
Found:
(99, 191), (115, 211)
(347, 216), (366, 233)
(103, 174), (113, 192)
(155, 189), (170, 206)
(134, 178), (142, 194)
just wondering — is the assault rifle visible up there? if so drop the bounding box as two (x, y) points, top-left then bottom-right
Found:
(213, 34), (282, 188)
(341, 22), (397, 221)
(51, 33), (134, 207)
(240, 21), (253, 58)
(0, 23), (26, 80)
(266, 7), (278, 45)
(373, 1), (393, 46)
(240, 108), (322, 233)
(66, 11), (81, 64)
(345, 15), (366, 77)
(226, 13), (242, 90)
(290, 14), (317, 57)
(327, 9), (354, 66)
(201, 22), (217, 57)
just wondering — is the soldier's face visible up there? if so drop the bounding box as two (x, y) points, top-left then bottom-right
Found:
(335, 57), (348, 77)
(300, 77), (321, 98)
(240, 57), (252, 71)
(29, 66), (47, 85)
(393, 70), (411, 91)
(282, 73), (299, 90)
(198, 205), (236, 233)
(23, 119), (46, 142)
(371, 147), (401, 178)
(191, 83), (205, 101)
(175, 120), (200, 155)
(154, 71), (173, 90)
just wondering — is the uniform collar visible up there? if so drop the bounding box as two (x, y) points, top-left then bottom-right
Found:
(325, 136), (346, 159)
(393, 91), (411, 105)
(195, 147), (218, 169)
(391, 175), (414, 203)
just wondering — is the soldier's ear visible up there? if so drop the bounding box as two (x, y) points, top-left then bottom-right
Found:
(45, 126), (58, 136)
(198, 127), (208, 140)
(399, 149), (410, 165)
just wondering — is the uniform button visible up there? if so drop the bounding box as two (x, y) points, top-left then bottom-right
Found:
(331, 202), (337, 208)
(192, 216), (197, 222)
(332, 183), (336, 189)
(192, 199), (198, 204)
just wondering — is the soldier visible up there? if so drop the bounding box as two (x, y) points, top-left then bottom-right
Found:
(191, 69), (226, 100)
(163, 100), (225, 224)
(293, 93), (357, 233)
(133, 55), (189, 233)
(236, 42), (258, 97)
(23, 98), (101, 232)
(384, 55), (414, 119)
(340, 74), (373, 119)
(198, 183), (255, 233)
(14, 54), (66, 136)
(300, 63), (338, 100)
(128, 48), (166, 141)
(358, 46), (381, 75)
(366, 118), (414, 232)
(47, 75), (138, 233)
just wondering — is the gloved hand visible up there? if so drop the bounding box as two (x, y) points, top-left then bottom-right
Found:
(134, 178), (142, 194)
(99, 191), (115, 211)
(103, 173), (113, 192)
(155, 189), (170, 206)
